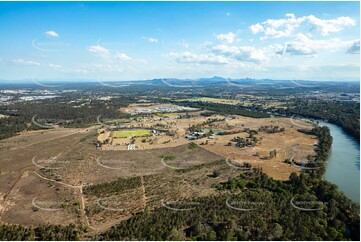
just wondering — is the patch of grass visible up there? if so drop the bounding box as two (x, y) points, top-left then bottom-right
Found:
(161, 155), (176, 161)
(84, 177), (142, 196)
(188, 142), (198, 150)
(114, 129), (150, 138)
(80, 132), (97, 142)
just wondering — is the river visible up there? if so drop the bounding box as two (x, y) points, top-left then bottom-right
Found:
(316, 121), (360, 203)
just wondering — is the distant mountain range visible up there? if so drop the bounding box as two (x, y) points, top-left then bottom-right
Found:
(123, 76), (356, 88)
(0, 76), (358, 89)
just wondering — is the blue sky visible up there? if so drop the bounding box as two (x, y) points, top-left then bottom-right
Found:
(0, 1), (359, 82)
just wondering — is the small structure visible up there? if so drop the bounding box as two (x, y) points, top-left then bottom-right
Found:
(127, 144), (136, 150)
(185, 135), (195, 140)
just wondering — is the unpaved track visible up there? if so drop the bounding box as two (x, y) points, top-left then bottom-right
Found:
(140, 176), (147, 210)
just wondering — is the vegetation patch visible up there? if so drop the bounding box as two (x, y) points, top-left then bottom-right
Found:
(113, 129), (150, 138)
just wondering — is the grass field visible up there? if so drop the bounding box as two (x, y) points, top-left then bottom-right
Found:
(113, 129), (150, 138)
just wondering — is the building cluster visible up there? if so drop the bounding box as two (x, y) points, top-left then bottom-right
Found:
(129, 105), (196, 115)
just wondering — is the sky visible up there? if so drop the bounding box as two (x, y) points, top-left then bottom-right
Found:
(0, 1), (359, 82)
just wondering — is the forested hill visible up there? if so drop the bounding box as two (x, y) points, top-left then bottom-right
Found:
(96, 172), (359, 241)
(276, 100), (360, 141)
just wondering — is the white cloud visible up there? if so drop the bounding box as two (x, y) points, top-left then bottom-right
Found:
(275, 33), (352, 56)
(116, 52), (132, 61)
(216, 32), (236, 44)
(250, 23), (264, 34)
(307, 15), (356, 36)
(346, 40), (360, 54)
(143, 37), (158, 43)
(226, 12), (231, 16)
(168, 52), (229, 65)
(250, 13), (356, 39)
(12, 59), (41, 66)
(48, 64), (62, 69)
(88, 45), (111, 59)
(210, 44), (267, 63)
(76, 63), (126, 73)
(44, 31), (59, 38)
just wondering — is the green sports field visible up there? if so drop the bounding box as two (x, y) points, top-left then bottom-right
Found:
(113, 129), (150, 138)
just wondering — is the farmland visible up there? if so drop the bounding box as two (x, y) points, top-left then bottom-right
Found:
(0, 81), (359, 240)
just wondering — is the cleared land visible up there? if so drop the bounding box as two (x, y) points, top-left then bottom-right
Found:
(0, 108), (318, 236)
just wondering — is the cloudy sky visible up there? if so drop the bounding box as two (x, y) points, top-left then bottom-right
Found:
(0, 1), (359, 82)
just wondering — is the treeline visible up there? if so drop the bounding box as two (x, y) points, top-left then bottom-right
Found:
(96, 171), (359, 241)
(0, 224), (80, 240)
(0, 95), (133, 140)
(300, 126), (333, 177)
(172, 100), (270, 118)
(83, 177), (141, 197)
(276, 100), (359, 141)
(0, 116), (27, 140)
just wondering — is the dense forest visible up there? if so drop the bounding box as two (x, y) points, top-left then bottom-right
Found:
(0, 224), (81, 240)
(276, 100), (360, 141)
(0, 95), (133, 140)
(96, 171), (359, 241)
(167, 100), (270, 118)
